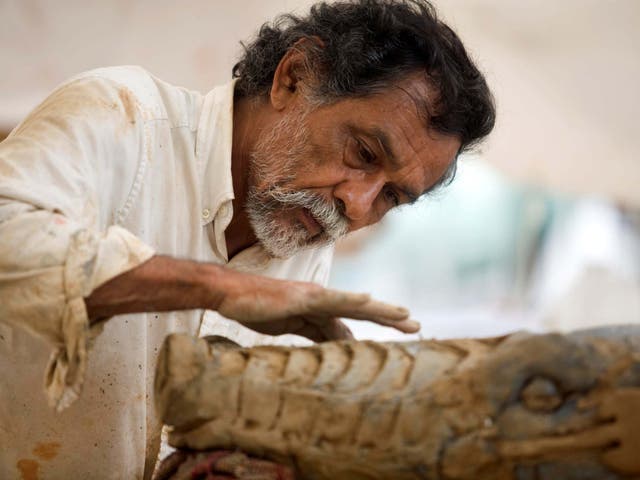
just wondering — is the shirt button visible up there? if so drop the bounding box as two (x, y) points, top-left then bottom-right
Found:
(202, 208), (211, 219)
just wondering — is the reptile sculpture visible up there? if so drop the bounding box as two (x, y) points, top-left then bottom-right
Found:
(154, 326), (640, 479)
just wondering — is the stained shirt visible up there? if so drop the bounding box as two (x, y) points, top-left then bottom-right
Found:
(0, 66), (333, 480)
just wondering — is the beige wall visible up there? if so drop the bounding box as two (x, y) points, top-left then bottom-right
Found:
(0, 0), (313, 126)
(436, 0), (640, 207)
(1, 0), (638, 205)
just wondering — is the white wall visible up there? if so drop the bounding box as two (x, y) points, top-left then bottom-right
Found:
(1, 0), (639, 204)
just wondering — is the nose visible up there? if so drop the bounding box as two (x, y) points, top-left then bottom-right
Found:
(333, 172), (385, 226)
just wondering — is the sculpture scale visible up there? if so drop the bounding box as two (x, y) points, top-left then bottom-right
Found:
(154, 326), (640, 479)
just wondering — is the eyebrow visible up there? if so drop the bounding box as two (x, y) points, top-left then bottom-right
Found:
(351, 124), (421, 203)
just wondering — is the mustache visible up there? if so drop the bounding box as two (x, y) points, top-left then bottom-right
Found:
(256, 187), (349, 240)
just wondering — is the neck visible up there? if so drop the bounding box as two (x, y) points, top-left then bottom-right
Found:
(225, 94), (266, 259)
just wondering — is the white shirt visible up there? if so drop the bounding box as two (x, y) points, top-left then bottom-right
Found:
(0, 66), (333, 480)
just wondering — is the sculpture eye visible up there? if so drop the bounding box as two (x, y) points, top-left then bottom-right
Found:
(520, 376), (563, 412)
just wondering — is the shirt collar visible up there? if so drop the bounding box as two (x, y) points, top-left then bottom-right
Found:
(195, 79), (278, 267)
(196, 79), (236, 227)
(196, 79), (236, 260)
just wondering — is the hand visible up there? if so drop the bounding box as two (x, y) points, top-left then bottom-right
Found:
(210, 268), (420, 342)
(84, 255), (419, 343)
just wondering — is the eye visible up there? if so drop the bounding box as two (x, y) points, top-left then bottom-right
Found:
(384, 186), (400, 207)
(520, 376), (563, 412)
(356, 139), (376, 164)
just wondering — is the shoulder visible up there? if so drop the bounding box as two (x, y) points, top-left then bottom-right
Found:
(61, 66), (203, 128)
(66, 66), (168, 121)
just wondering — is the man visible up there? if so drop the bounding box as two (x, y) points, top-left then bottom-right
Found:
(0, 0), (494, 478)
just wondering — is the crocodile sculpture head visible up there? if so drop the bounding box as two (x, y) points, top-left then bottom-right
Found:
(155, 326), (640, 480)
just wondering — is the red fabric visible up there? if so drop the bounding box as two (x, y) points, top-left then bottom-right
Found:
(188, 450), (296, 480)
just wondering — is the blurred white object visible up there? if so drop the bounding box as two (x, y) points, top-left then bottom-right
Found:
(438, 0), (640, 207)
(543, 266), (640, 331)
(531, 199), (640, 330)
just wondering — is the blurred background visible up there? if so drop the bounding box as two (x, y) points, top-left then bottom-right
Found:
(1, 0), (638, 340)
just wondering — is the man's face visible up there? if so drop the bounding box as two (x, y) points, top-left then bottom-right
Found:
(246, 75), (461, 259)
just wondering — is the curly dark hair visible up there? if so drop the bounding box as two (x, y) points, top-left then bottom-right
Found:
(233, 0), (495, 155)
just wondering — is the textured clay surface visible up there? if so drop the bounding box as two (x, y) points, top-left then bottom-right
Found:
(155, 327), (640, 480)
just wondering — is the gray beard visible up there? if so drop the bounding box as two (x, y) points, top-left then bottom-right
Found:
(246, 186), (348, 259)
(245, 105), (348, 258)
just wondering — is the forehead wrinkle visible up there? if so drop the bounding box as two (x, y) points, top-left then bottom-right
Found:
(398, 138), (454, 202)
(394, 84), (429, 126)
(388, 113), (435, 197)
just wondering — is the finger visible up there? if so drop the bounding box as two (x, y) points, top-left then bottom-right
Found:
(337, 319), (355, 340)
(346, 298), (411, 321)
(292, 323), (331, 343)
(359, 316), (421, 333)
(317, 318), (354, 341)
(313, 314), (419, 334)
(241, 318), (305, 336)
(312, 289), (371, 310)
(334, 300), (420, 333)
(313, 296), (411, 323)
(309, 295), (418, 333)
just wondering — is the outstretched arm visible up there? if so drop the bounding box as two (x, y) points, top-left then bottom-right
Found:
(85, 255), (419, 343)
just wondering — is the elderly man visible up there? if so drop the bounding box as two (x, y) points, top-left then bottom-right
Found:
(0, 0), (494, 478)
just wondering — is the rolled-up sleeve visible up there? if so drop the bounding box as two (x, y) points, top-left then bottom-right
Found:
(0, 75), (156, 411)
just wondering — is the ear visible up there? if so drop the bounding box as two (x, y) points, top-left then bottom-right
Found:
(270, 36), (324, 111)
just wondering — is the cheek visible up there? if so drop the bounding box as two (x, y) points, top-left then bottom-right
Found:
(288, 146), (345, 188)
(253, 142), (312, 189)
(309, 121), (350, 164)
(305, 134), (339, 169)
